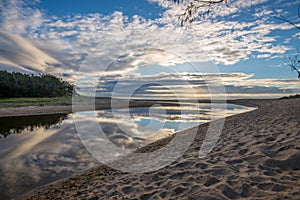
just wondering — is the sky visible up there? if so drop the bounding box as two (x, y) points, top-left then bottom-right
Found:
(0, 0), (299, 99)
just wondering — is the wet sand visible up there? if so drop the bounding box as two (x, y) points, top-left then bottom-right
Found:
(14, 98), (300, 199)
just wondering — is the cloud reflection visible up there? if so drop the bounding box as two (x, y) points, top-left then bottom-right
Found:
(0, 103), (254, 199)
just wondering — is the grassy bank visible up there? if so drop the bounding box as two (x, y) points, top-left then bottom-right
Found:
(0, 97), (72, 108)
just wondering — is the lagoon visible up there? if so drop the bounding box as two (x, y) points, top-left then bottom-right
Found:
(0, 103), (254, 199)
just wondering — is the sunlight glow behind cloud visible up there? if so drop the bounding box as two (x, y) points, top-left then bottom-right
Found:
(0, 0), (299, 98)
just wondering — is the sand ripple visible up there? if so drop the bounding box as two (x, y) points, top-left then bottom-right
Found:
(23, 99), (300, 199)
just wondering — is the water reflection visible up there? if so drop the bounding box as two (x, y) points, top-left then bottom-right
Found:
(0, 114), (67, 138)
(88, 104), (254, 150)
(0, 115), (99, 200)
(0, 103), (254, 199)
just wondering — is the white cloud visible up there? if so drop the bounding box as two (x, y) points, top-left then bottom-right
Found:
(84, 72), (299, 99)
(0, 31), (62, 72)
(0, 0), (44, 35)
(0, 0), (298, 76)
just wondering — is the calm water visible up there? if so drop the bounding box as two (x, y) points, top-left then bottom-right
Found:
(0, 104), (254, 199)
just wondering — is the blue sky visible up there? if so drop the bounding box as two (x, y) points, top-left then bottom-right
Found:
(0, 0), (299, 99)
(38, 0), (164, 19)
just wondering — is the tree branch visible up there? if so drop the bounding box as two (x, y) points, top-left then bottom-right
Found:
(274, 15), (300, 31)
(168, 0), (229, 26)
(284, 51), (300, 78)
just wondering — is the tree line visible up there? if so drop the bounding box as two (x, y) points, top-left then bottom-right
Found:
(0, 70), (73, 98)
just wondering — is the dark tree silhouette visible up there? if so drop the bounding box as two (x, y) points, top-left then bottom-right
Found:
(274, 5), (300, 31)
(284, 51), (300, 78)
(168, 0), (229, 26)
(169, 1), (300, 78)
(274, 6), (300, 78)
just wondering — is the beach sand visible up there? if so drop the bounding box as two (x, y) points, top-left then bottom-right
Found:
(18, 98), (300, 199)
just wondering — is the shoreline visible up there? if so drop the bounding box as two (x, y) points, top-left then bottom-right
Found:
(21, 98), (300, 199)
(0, 98), (261, 118)
(0, 98), (183, 117)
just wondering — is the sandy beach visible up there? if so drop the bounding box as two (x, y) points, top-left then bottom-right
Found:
(13, 98), (300, 199)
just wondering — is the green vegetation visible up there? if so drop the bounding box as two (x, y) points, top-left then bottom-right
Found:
(0, 97), (72, 108)
(280, 94), (300, 99)
(0, 70), (73, 98)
